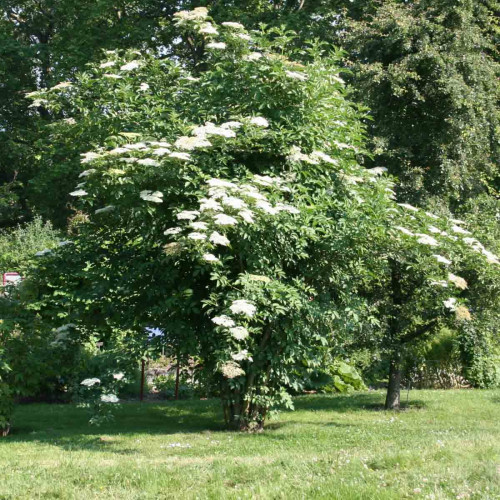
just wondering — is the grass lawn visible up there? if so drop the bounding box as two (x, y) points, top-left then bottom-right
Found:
(0, 389), (499, 499)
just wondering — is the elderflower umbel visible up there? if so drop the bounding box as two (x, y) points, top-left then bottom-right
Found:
(221, 22), (245, 29)
(214, 214), (238, 226)
(229, 326), (249, 340)
(191, 221), (208, 231)
(417, 234), (439, 247)
(137, 159), (159, 167)
(120, 61), (141, 71)
(249, 116), (269, 128)
(70, 189), (88, 197)
(164, 227), (182, 235)
(222, 197), (247, 210)
(206, 42), (226, 50)
(212, 316), (235, 327)
(140, 190), (163, 203)
(100, 394), (119, 403)
(100, 61), (116, 69)
(448, 273), (468, 290)
(169, 152), (191, 161)
(202, 253), (219, 263)
(398, 203), (419, 212)
(443, 298), (457, 311)
(113, 373), (125, 381)
(433, 255), (452, 265)
(177, 211), (199, 221)
(395, 226), (414, 236)
(200, 199), (223, 212)
(81, 378), (100, 387)
(231, 350), (253, 361)
(188, 232), (206, 241)
(221, 361), (245, 379)
(285, 70), (308, 81)
(238, 210), (255, 223)
(209, 231), (230, 246)
(229, 300), (256, 317)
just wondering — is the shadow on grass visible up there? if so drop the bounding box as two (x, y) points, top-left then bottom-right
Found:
(292, 392), (427, 413)
(1, 392), (428, 453)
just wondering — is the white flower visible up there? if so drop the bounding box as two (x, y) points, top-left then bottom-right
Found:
(398, 203), (419, 212)
(100, 61), (116, 68)
(174, 7), (208, 21)
(253, 175), (277, 187)
(120, 60), (141, 71)
(152, 148), (171, 156)
(137, 158), (159, 167)
(285, 70), (307, 81)
(433, 255), (451, 265)
(311, 151), (337, 165)
(207, 178), (237, 189)
(95, 205), (115, 215)
(109, 147), (129, 155)
(237, 33), (252, 41)
(200, 23), (218, 35)
(51, 81), (73, 90)
(448, 273), (468, 290)
(255, 200), (278, 215)
(200, 199), (223, 212)
(140, 190), (163, 203)
(191, 221), (208, 231)
(188, 232), (206, 241)
(100, 394), (119, 403)
(138, 82), (150, 91)
(222, 197), (247, 210)
(210, 231), (230, 246)
(367, 167), (388, 175)
(231, 349), (253, 362)
(451, 225), (471, 235)
(249, 116), (269, 128)
(214, 214), (238, 226)
(63, 118), (76, 125)
(229, 326), (249, 340)
(276, 204), (300, 214)
(426, 212), (439, 219)
(450, 218), (466, 225)
(81, 378), (100, 387)
(428, 226), (442, 234)
(149, 141), (171, 147)
(202, 253), (219, 263)
(169, 152), (192, 161)
(212, 315), (235, 327)
(238, 210), (255, 223)
(58, 240), (72, 247)
(70, 189), (88, 197)
(184, 76), (200, 82)
(164, 227), (182, 235)
(175, 136), (212, 150)
(35, 248), (52, 257)
(113, 373), (125, 381)
(124, 142), (148, 150)
(243, 52), (263, 61)
(192, 123), (237, 138)
(395, 226), (414, 236)
(221, 361), (245, 379)
(79, 169), (96, 178)
(443, 298), (457, 311)
(416, 234), (439, 246)
(177, 210), (199, 221)
(430, 280), (448, 287)
(81, 152), (102, 163)
(104, 73), (122, 79)
(221, 121), (242, 130)
(206, 42), (226, 50)
(229, 299), (256, 317)
(222, 22), (245, 29)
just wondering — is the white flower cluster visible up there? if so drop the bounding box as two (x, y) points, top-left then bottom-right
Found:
(100, 394), (119, 403)
(81, 378), (100, 387)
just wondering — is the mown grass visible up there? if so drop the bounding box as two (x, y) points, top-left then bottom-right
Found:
(0, 389), (499, 499)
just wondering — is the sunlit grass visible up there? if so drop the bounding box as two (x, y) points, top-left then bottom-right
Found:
(1, 389), (499, 499)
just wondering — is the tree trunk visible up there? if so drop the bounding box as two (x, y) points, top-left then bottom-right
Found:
(385, 351), (402, 410)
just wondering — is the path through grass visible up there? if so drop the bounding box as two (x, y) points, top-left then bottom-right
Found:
(1, 390), (499, 499)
